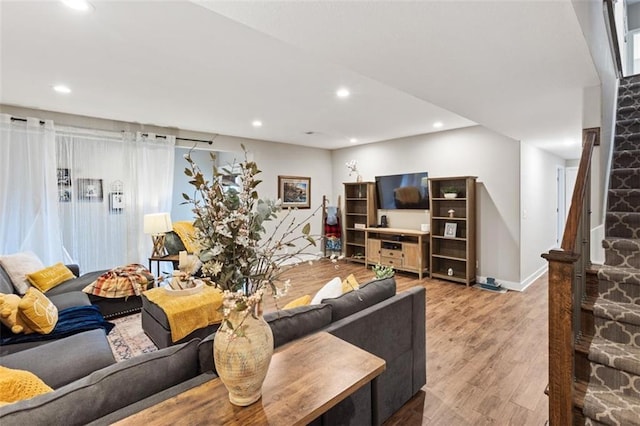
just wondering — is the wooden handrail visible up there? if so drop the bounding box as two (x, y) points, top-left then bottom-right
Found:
(561, 129), (598, 251)
(543, 127), (599, 425)
(604, 0), (624, 78)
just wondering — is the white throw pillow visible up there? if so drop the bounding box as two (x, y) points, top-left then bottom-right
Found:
(0, 252), (45, 295)
(310, 276), (343, 305)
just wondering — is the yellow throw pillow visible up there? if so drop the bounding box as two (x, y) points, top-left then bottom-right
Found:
(26, 263), (75, 293)
(0, 366), (53, 404)
(18, 288), (58, 334)
(283, 295), (311, 310)
(342, 274), (360, 293)
(172, 221), (198, 253)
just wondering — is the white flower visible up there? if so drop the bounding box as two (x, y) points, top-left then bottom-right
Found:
(345, 159), (359, 176)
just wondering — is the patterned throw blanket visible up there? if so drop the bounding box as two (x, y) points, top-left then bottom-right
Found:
(83, 264), (152, 299)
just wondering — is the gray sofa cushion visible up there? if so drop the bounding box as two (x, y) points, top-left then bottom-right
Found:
(197, 333), (215, 373)
(0, 329), (115, 389)
(45, 270), (108, 296)
(86, 372), (217, 426)
(48, 291), (91, 310)
(0, 292), (94, 356)
(323, 287), (425, 424)
(0, 265), (14, 294)
(321, 276), (396, 322)
(164, 231), (187, 255)
(264, 304), (332, 348)
(0, 338), (201, 426)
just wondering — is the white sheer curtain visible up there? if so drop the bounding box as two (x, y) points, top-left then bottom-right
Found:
(56, 128), (175, 272)
(124, 132), (175, 265)
(56, 128), (127, 271)
(0, 114), (65, 264)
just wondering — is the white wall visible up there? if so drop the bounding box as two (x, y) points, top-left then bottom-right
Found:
(332, 125), (522, 285)
(171, 147), (220, 222)
(520, 142), (566, 289)
(572, 1), (618, 228)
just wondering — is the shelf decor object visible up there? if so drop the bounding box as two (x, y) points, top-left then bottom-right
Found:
(444, 222), (457, 238)
(343, 182), (377, 263)
(428, 176), (477, 286)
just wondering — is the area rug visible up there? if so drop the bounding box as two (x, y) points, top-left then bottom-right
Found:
(107, 313), (157, 362)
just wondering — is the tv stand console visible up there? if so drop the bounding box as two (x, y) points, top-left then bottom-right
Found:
(364, 227), (430, 279)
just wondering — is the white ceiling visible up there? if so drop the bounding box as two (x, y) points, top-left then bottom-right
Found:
(1, 1), (600, 158)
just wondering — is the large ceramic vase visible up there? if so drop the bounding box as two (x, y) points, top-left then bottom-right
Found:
(213, 303), (274, 406)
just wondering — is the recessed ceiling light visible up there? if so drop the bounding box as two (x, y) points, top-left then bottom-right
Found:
(349, 138), (358, 144)
(433, 121), (443, 128)
(336, 88), (350, 98)
(53, 85), (71, 94)
(61, 0), (93, 12)
(252, 120), (262, 128)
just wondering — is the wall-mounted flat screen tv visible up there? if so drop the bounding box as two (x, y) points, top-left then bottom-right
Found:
(375, 172), (429, 210)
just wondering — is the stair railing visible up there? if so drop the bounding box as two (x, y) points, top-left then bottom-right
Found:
(542, 128), (599, 425)
(603, 0), (623, 78)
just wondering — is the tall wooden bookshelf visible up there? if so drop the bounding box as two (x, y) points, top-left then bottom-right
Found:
(428, 176), (477, 285)
(343, 182), (377, 263)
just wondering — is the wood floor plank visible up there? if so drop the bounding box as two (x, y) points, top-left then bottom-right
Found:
(264, 259), (549, 425)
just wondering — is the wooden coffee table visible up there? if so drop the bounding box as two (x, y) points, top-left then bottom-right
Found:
(113, 332), (385, 425)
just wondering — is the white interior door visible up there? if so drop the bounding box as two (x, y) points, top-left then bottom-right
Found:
(557, 166), (566, 245)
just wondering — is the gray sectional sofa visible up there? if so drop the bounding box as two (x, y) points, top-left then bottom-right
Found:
(0, 276), (426, 426)
(0, 263), (152, 322)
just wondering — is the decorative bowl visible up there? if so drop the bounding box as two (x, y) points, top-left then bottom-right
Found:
(163, 279), (204, 297)
(444, 193), (458, 199)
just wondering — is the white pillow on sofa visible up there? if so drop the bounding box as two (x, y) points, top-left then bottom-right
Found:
(310, 276), (343, 305)
(0, 251), (45, 295)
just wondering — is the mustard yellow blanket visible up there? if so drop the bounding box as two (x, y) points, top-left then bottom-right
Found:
(143, 286), (223, 343)
(172, 221), (198, 253)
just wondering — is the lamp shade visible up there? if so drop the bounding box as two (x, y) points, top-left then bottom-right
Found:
(144, 213), (172, 235)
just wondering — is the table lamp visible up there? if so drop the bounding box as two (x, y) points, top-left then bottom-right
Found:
(144, 212), (172, 257)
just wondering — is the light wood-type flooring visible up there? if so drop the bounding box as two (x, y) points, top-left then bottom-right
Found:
(267, 258), (549, 426)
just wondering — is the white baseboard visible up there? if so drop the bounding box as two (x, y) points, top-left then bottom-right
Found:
(476, 263), (548, 292)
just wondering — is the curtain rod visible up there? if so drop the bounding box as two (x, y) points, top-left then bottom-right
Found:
(137, 132), (217, 145)
(9, 115), (218, 145)
(10, 116), (46, 125)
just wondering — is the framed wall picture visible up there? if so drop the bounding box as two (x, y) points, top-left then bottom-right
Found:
(57, 168), (71, 186)
(109, 192), (124, 212)
(77, 178), (103, 202)
(58, 187), (71, 202)
(444, 222), (457, 239)
(278, 176), (311, 209)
